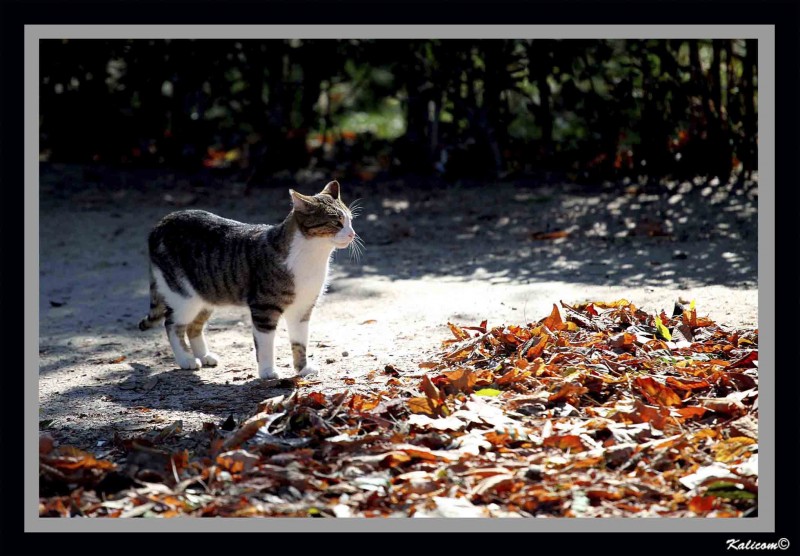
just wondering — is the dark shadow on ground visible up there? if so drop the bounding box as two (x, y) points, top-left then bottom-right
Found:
(40, 163), (757, 290)
(41, 361), (296, 451)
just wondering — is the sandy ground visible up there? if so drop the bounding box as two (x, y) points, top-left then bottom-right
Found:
(38, 165), (758, 452)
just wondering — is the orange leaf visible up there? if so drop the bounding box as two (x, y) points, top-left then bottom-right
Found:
(543, 435), (586, 452)
(688, 495), (717, 514)
(673, 406), (708, 421)
(530, 358), (546, 376)
(383, 451), (413, 467)
(448, 322), (470, 341)
(483, 431), (512, 448)
(496, 367), (530, 386)
(592, 299), (631, 309)
(609, 332), (635, 349)
(665, 376), (711, 391)
(443, 368), (477, 393)
(530, 230), (569, 240)
(526, 335), (548, 360)
(587, 488), (624, 501)
(548, 382), (589, 405)
(472, 474), (516, 497)
(615, 399), (672, 430)
(420, 374), (440, 400)
(633, 377), (682, 407)
(394, 443), (456, 462)
(44, 446), (116, 471)
(541, 304), (564, 331)
(306, 391), (328, 408)
(407, 397), (440, 416)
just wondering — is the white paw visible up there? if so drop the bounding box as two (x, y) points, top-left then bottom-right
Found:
(201, 352), (219, 367)
(259, 366), (278, 380)
(177, 356), (202, 370)
(297, 365), (318, 378)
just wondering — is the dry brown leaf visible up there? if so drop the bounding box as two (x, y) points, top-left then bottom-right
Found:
(530, 230), (569, 240)
(548, 382), (589, 405)
(633, 377), (682, 407)
(448, 322), (471, 341)
(221, 416), (269, 451)
(665, 376), (711, 391)
(543, 435), (586, 452)
(472, 474), (517, 497)
(713, 437), (756, 463)
(442, 368), (477, 393)
(407, 397), (439, 416)
(541, 304), (564, 331)
(525, 335), (548, 360)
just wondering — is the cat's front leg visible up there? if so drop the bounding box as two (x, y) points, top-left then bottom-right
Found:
(250, 303), (282, 379)
(285, 305), (318, 377)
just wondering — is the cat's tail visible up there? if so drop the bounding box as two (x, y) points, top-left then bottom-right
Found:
(138, 266), (166, 330)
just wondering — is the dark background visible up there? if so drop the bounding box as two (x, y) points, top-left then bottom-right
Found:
(39, 38), (757, 188)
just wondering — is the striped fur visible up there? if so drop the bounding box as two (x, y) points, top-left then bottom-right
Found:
(138, 181), (357, 378)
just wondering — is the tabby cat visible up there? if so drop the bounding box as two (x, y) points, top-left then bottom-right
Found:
(138, 180), (359, 379)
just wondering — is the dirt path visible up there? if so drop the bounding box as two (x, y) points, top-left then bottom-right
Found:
(38, 166), (758, 452)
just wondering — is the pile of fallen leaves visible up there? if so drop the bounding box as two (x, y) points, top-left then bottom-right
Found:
(40, 300), (758, 518)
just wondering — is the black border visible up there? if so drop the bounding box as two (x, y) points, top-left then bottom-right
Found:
(2, 1), (798, 555)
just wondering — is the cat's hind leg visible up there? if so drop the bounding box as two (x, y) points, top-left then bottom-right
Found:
(187, 308), (219, 367)
(164, 305), (203, 370)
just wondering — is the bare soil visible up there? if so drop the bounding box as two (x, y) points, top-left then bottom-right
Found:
(38, 165), (758, 454)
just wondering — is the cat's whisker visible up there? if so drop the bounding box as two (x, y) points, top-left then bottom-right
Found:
(348, 198), (364, 219)
(348, 234), (365, 263)
(349, 241), (362, 263)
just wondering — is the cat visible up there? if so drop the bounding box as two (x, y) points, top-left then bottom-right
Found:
(138, 180), (360, 379)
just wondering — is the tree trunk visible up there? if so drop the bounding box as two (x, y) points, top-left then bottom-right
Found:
(480, 41), (506, 177)
(529, 40), (553, 159)
(741, 39), (757, 179)
(710, 39), (732, 181)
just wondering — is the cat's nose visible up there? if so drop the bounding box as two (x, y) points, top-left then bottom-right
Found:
(347, 230), (355, 239)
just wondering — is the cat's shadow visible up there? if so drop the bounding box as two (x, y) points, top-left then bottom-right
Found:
(54, 361), (298, 435)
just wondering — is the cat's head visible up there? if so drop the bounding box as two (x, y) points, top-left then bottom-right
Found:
(289, 181), (357, 249)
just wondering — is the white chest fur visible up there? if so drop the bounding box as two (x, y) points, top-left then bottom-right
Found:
(284, 231), (334, 312)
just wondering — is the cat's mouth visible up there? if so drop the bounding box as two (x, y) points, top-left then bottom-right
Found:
(333, 239), (353, 249)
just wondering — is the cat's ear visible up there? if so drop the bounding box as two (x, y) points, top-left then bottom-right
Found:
(320, 180), (341, 199)
(289, 189), (316, 213)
